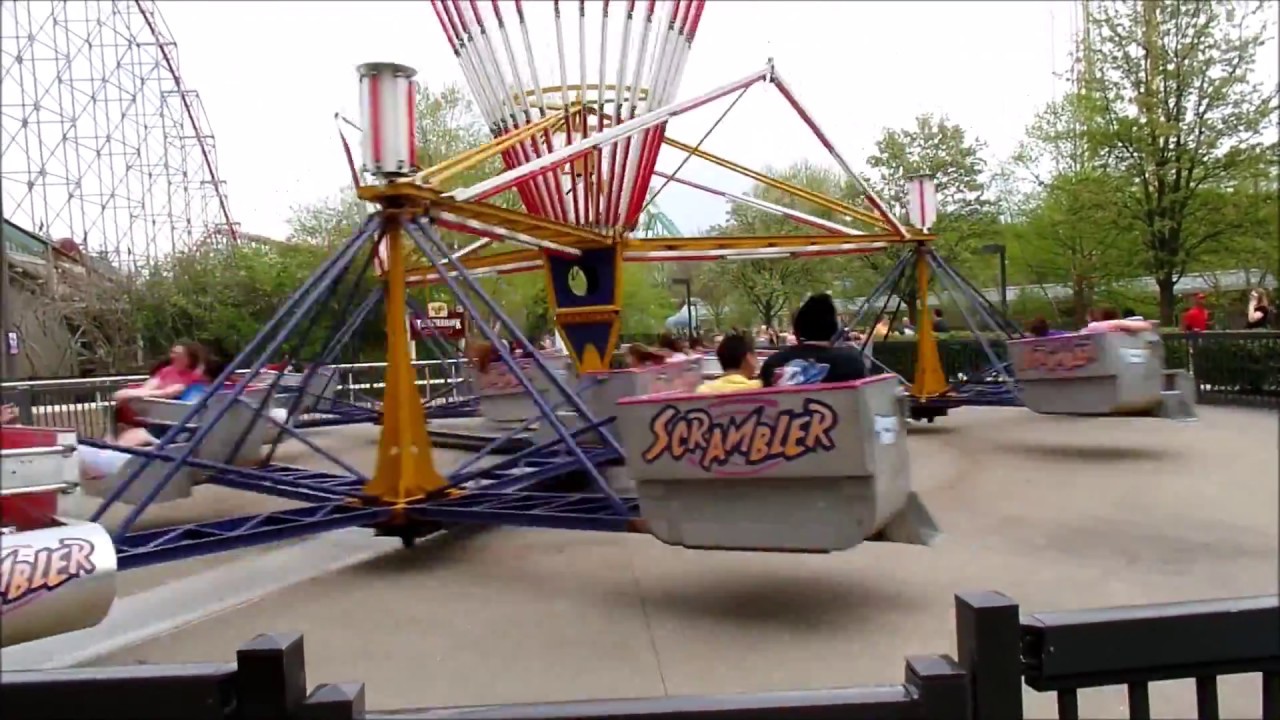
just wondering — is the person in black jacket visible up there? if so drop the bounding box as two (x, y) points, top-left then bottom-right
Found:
(760, 293), (868, 387)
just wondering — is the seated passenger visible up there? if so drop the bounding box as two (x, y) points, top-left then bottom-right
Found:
(760, 293), (868, 387)
(0, 403), (17, 425)
(657, 333), (690, 360)
(627, 344), (668, 368)
(1084, 306), (1154, 334)
(114, 342), (209, 405)
(1028, 316), (1069, 338)
(697, 334), (762, 394)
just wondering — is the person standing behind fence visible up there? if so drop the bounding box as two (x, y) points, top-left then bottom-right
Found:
(1181, 293), (1210, 332)
(1245, 289), (1271, 329)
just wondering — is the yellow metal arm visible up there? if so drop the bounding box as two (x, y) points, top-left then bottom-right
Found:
(414, 111), (573, 186)
(625, 232), (929, 253)
(405, 247), (545, 286)
(358, 185), (613, 248)
(661, 137), (893, 232)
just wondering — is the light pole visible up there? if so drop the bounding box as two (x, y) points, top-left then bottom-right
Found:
(980, 243), (1008, 314)
(671, 277), (694, 338)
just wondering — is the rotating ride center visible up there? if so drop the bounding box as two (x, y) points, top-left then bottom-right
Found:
(0, 0), (1197, 649)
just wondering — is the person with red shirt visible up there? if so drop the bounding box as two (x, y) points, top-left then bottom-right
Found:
(1181, 293), (1210, 332)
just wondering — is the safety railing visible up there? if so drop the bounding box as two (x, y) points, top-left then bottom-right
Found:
(2, 590), (1274, 720)
(0, 359), (470, 436)
(3, 332), (1275, 436)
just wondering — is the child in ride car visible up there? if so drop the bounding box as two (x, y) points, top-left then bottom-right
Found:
(696, 334), (762, 394)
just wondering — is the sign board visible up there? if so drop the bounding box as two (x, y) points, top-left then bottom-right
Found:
(409, 302), (466, 341)
(6, 331), (18, 355)
(904, 174), (938, 232)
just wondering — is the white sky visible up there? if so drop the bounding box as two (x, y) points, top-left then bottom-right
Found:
(158, 1), (1093, 238)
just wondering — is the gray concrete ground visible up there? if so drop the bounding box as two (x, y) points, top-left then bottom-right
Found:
(83, 407), (1277, 718)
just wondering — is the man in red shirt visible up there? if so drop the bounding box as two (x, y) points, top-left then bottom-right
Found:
(1181, 293), (1210, 332)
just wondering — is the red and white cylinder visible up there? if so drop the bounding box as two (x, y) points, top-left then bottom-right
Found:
(357, 62), (419, 178)
(904, 174), (938, 232)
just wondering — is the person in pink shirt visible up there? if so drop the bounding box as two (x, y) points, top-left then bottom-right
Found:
(1084, 307), (1154, 334)
(112, 342), (209, 446)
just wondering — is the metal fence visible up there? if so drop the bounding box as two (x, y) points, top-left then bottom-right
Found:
(3, 590), (1275, 720)
(1, 332), (1274, 437)
(0, 360), (470, 437)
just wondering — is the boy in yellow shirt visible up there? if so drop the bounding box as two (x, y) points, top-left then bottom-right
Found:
(697, 334), (763, 394)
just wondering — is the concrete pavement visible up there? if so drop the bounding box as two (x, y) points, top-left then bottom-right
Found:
(73, 406), (1278, 718)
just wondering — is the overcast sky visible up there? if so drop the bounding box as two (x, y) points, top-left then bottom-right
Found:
(157, 1), (1096, 238)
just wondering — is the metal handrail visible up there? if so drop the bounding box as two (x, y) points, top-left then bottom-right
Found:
(0, 358), (467, 392)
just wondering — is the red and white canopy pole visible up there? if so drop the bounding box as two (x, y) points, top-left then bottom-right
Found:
(449, 64), (770, 204)
(768, 69), (909, 239)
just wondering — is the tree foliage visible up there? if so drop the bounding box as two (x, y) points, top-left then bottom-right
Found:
(111, 6), (1278, 374)
(1079, 0), (1278, 322)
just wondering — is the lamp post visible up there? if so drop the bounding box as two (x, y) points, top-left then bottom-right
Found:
(980, 243), (1008, 314)
(671, 277), (695, 337)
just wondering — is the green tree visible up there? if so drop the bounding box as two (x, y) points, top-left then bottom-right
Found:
(1080, 0), (1278, 323)
(705, 161), (849, 325)
(1009, 93), (1147, 324)
(865, 113), (997, 262)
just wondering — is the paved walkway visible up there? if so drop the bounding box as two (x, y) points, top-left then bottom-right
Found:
(63, 409), (1280, 717)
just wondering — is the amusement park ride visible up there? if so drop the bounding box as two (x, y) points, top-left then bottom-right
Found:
(0, 0), (1198, 649)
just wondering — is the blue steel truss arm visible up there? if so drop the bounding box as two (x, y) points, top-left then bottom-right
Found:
(846, 250), (914, 335)
(857, 260), (906, 358)
(926, 251), (1012, 383)
(225, 242), (381, 472)
(402, 295), (473, 405)
(944, 254), (1026, 339)
(448, 375), (606, 479)
(319, 287), (384, 366)
(404, 218), (630, 517)
(90, 219), (382, 538)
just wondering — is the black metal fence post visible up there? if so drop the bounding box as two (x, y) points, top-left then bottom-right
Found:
(954, 591), (1023, 720)
(905, 654), (971, 720)
(234, 632), (308, 720)
(299, 683), (367, 720)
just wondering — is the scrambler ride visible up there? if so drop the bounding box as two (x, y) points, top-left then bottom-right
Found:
(0, 0), (1192, 649)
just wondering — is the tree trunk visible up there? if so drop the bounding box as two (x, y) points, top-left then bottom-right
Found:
(1156, 272), (1177, 327)
(1071, 274), (1089, 327)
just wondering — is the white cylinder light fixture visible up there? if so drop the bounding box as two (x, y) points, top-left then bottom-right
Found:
(357, 62), (419, 179)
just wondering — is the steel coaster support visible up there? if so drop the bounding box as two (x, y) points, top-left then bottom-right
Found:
(912, 243), (949, 398)
(365, 214), (447, 504)
(405, 218), (630, 517)
(91, 219), (381, 537)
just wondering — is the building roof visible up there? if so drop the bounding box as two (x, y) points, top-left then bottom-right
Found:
(2, 218), (60, 258)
